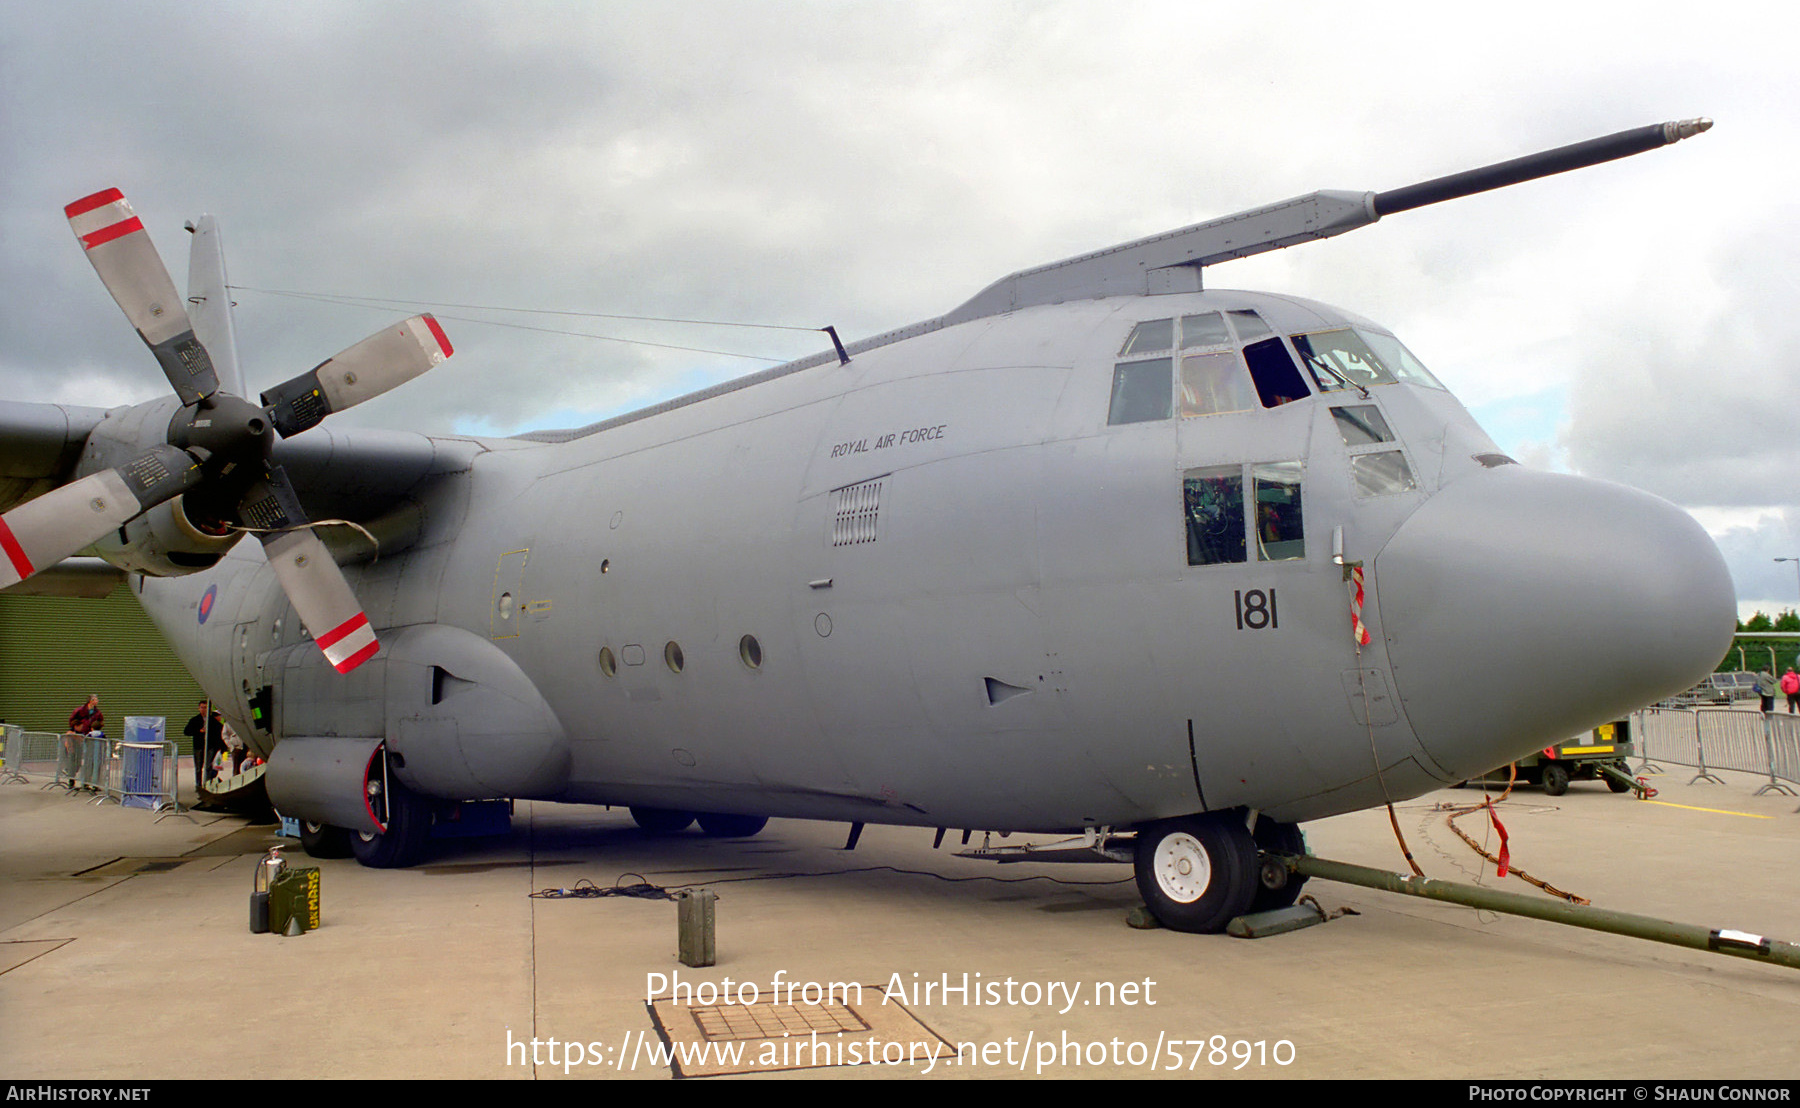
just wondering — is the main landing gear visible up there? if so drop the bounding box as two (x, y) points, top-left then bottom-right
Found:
(349, 776), (433, 868)
(1132, 811), (1307, 933)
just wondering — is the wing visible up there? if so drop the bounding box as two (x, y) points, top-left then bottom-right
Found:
(0, 401), (112, 516)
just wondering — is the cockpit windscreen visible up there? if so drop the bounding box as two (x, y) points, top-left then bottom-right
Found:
(1292, 329), (1445, 392)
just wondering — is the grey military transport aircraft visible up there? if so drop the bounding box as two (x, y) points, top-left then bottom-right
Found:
(0, 119), (1735, 932)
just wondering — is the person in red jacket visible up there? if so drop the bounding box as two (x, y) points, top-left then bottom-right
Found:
(1782, 667), (1800, 714)
(62, 694), (103, 787)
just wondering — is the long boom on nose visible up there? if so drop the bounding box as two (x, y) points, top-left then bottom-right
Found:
(1369, 118), (1712, 216)
(943, 118), (1712, 326)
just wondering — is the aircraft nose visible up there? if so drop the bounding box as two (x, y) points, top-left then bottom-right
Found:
(1375, 467), (1735, 779)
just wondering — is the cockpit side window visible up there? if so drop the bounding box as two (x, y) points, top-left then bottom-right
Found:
(1253, 462), (1305, 561)
(1107, 357), (1173, 425)
(1242, 338), (1309, 408)
(1113, 310), (1315, 423)
(1180, 352), (1257, 416)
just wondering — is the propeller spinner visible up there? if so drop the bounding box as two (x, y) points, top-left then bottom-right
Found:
(0, 188), (451, 674)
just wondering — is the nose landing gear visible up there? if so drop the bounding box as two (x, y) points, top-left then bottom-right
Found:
(1133, 813), (1258, 933)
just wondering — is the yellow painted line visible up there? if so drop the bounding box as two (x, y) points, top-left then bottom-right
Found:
(1640, 799), (1773, 820)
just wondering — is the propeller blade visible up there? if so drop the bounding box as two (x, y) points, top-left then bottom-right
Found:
(66, 189), (220, 406)
(0, 445), (202, 589)
(243, 469), (379, 674)
(262, 315), (453, 438)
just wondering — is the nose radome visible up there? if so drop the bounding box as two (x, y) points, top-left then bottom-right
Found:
(1375, 467), (1735, 779)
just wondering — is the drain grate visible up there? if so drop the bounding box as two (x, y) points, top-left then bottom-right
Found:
(690, 1000), (869, 1043)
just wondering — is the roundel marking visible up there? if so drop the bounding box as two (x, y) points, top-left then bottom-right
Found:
(198, 584), (217, 625)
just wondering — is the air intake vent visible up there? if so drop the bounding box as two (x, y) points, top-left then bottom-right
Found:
(831, 478), (884, 547)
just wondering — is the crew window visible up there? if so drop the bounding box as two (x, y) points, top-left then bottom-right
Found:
(1107, 358), (1173, 425)
(1180, 312), (1233, 349)
(1253, 462), (1305, 561)
(1330, 405), (1395, 446)
(1242, 338), (1309, 408)
(1295, 328), (1448, 392)
(1115, 310), (1310, 422)
(1360, 331), (1446, 389)
(1180, 352), (1257, 417)
(1293, 329), (1395, 392)
(1183, 467), (1245, 566)
(1350, 450), (1417, 498)
(1119, 318), (1174, 356)
(1227, 310), (1272, 342)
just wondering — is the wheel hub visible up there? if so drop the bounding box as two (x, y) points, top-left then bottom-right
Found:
(1153, 832), (1213, 903)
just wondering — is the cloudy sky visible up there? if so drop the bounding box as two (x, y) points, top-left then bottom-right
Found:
(3, 1), (1796, 616)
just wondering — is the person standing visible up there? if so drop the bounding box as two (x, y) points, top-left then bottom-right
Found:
(182, 700), (222, 795)
(1754, 670), (1778, 714)
(62, 694), (103, 789)
(1782, 667), (1800, 714)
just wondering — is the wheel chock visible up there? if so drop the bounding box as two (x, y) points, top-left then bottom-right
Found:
(1226, 904), (1330, 939)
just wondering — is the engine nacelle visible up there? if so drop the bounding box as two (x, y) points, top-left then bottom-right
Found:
(73, 398), (243, 576)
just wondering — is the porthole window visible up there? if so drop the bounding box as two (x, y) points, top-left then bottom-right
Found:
(664, 641), (685, 673)
(600, 559), (610, 574)
(739, 635), (763, 669)
(599, 647), (617, 677)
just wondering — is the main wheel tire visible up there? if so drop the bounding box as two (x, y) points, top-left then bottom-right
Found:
(1541, 762), (1570, 796)
(299, 820), (354, 859)
(696, 813), (768, 838)
(630, 806), (696, 834)
(350, 778), (433, 868)
(1249, 816), (1308, 913)
(1133, 813), (1259, 933)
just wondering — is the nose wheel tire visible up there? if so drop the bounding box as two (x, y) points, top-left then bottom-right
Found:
(1133, 813), (1258, 933)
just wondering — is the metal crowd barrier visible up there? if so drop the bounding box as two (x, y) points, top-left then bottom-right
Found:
(1, 725), (23, 783)
(1770, 713), (1800, 795)
(4, 730), (65, 784)
(0, 725), (187, 818)
(1632, 706), (1800, 808)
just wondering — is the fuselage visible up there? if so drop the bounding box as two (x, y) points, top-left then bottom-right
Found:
(136, 287), (1736, 833)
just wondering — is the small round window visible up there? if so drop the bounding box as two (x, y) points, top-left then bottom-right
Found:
(739, 634), (762, 669)
(664, 641), (685, 673)
(598, 647), (617, 677)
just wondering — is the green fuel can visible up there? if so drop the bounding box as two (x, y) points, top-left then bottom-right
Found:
(269, 866), (321, 935)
